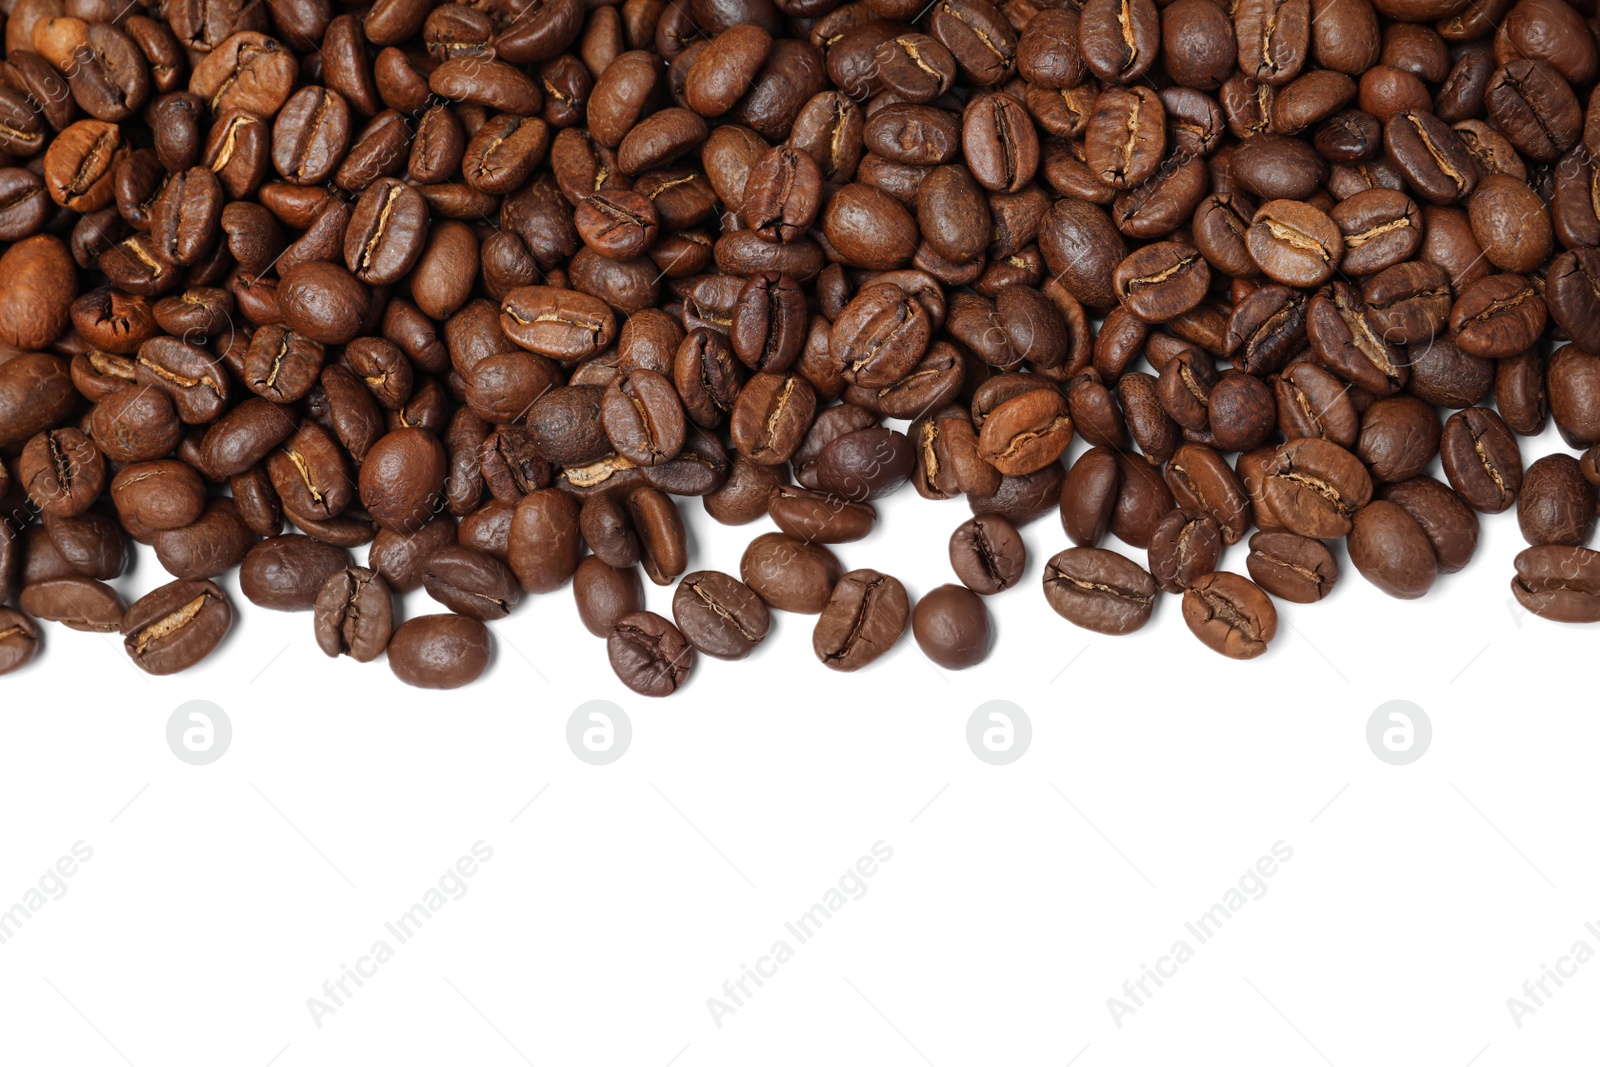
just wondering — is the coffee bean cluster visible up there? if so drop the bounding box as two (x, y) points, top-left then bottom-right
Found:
(2, 0), (1600, 693)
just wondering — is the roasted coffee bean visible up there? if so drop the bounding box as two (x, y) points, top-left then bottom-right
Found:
(949, 514), (1025, 595)
(1147, 509), (1224, 594)
(768, 484), (874, 543)
(1248, 200), (1343, 287)
(421, 545), (522, 620)
(1114, 241), (1210, 323)
(1246, 531), (1338, 603)
(19, 429), (106, 519)
(1450, 274), (1546, 359)
(740, 532), (840, 613)
(1348, 499), (1437, 599)
(1440, 407), (1523, 513)
(110, 460), (206, 531)
(1517, 453), (1597, 548)
(240, 535), (350, 611)
(813, 569), (909, 671)
(1511, 545), (1600, 623)
(1181, 571), (1276, 658)
(911, 583), (990, 669)
(389, 613), (491, 688)
(1384, 110), (1478, 204)
(1341, 383), (1424, 471)
(671, 569), (769, 659)
(1166, 443), (1252, 544)
(0, 609), (38, 676)
(1043, 547), (1158, 635)
(121, 578), (231, 674)
(20, 577), (126, 633)
(572, 556), (643, 637)
(608, 609), (695, 695)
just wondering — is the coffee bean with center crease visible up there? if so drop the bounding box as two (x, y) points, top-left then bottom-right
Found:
(1512, 545), (1600, 622)
(609, 610), (695, 695)
(0, 609), (38, 676)
(313, 566), (394, 660)
(950, 514), (1026, 594)
(1261, 438), (1373, 537)
(1440, 407), (1523, 512)
(121, 578), (232, 674)
(1114, 241), (1211, 323)
(501, 286), (618, 361)
(813, 569), (910, 671)
(1384, 110), (1479, 204)
(1247, 200), (1344, 287)
(1042, 547), (1159, 634)
(1147, 508), (1224, 593)
(1181, 572), (1276, 658)
(1246, 531), (1339, 603)
(673, 569), (771, 658)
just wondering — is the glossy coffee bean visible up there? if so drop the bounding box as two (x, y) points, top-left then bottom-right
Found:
(673, 570), (770, 659)
(121, 579), (232, 675)
(609, 610), (695, 695)
(389, 613), (492, 688)
(1181, 572), (1276, 659)
(813, 569), (909, 671)
(1042, 547), (1158, 635)
(912, 583), (990, 670)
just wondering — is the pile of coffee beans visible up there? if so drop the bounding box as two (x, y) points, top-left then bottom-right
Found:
(2, 0), (1600, 693)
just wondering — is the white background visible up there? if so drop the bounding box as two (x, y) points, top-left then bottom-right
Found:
(2, 416), (1597, 1066)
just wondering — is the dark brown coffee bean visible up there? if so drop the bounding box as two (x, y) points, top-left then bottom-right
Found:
(949, 514), (1026, 595)
(1147, 509), (1224, 594)
(1440, 407), (1523, 513)
(20, 577), (126, 632)
(673, 569), (770, 659)
(421, 545), (522, 620)
(1043, 547), (1158, 635)
(740, 531), (841, 613)
(240, 535), (350, 611)
(1078, 0), (1158, 84)
(0, 609), (38, 676)
(1181, 571), (1276, 659)
(812, 568), (908, 671)
(1348, 499), (1437, 599)
(1450, 274), (1546, 359)
(605, 609), (693, 695)
(1517, 453), (1597, 548)
(121, 578), (231, 674)
(389, 613), (491, 688)
(1246, 531), (1339, 603)
(1511, 545), (1600, 623)
(1113, 241), (1210, 323)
